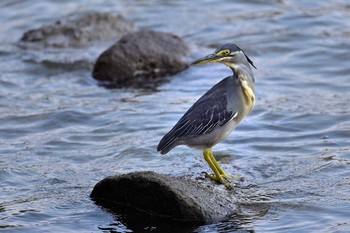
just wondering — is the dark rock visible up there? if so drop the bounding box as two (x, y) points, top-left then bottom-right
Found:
(90, 171), (237, 226)
(92, 30), (189, 87)
(20, 13), (135, 48)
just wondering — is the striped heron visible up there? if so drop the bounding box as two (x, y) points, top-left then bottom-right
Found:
(157, 43), (256, 188)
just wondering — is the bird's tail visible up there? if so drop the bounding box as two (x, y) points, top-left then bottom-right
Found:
(157, 133), (178, 154)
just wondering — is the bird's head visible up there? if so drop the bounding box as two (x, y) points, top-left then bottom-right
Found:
(191, 43), (256, 70)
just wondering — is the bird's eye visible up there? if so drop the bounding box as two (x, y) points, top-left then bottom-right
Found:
(222, 50), (230, 55)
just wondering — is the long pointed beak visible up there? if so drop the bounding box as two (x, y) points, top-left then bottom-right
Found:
(190, 53), (224, 66)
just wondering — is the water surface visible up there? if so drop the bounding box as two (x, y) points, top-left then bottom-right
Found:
(0, 0), (349, 232)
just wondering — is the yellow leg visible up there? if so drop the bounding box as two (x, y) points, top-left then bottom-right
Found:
(203, 148), (231, 188)
(209, 152), (233, 179)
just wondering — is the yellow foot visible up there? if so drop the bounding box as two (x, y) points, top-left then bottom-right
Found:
(204, 173), (232, 189)
(220, 172), (234, 179)
(203, 148), (242, 189)
(221, 173), (244, 182)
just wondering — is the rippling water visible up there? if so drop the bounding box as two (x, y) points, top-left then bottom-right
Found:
(1, 0), (349, 232)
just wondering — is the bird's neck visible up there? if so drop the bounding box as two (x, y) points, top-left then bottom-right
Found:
(229, 64), (256, 114)
(229, 64), (254, 84)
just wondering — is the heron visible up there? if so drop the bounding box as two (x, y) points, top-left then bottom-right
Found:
(157, 43), (256, 188)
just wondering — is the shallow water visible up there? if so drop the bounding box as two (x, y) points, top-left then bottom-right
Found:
(0, 0), (350, 232)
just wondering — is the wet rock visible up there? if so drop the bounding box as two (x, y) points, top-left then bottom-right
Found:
(90, 171), (236, 225)
(92, 30), (189, 87)
(20, 13), (135, 48)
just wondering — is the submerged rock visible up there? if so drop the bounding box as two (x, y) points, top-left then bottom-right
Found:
(20, 13), (135, 48)
(90, 171), (236, 225)
(92, 30), (189, 87)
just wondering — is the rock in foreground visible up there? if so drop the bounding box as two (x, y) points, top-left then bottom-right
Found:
(92, 30), (189, 87)
(90, 171), (236, 225)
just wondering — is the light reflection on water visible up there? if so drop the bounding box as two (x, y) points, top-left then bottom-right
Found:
(0, 0), (350, 232)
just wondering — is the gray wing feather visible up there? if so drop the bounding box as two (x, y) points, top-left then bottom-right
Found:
(157, 76), (237, 154)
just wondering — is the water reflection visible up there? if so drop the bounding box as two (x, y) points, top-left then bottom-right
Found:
(95, 200), (198, 233)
